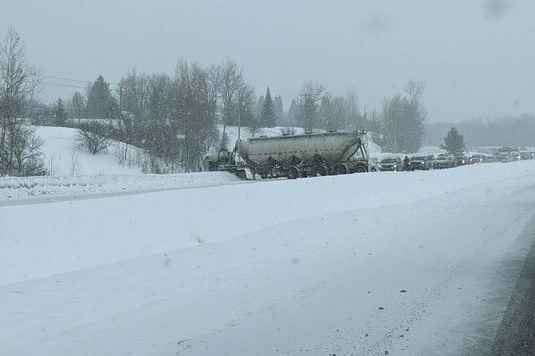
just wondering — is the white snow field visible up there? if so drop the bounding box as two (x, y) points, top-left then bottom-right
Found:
(2, 161), (535, 355)
(36, 126), (143, 176)
(0, 126), (242, 202)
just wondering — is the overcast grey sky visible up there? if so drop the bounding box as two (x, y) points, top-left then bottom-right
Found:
(2, 0), (534, 122)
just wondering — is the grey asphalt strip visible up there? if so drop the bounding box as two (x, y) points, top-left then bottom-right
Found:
(491, 229), (535, 355)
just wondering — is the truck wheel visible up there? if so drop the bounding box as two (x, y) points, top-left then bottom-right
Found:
(353, 165), (368, 173)
(288, 166), (299, 179)
(334, 164), (348, 175)
(315, 164), (328, 176)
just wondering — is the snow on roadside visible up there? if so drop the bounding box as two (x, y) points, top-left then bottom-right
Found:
(2, 160), (535, 356)
(4, 125), (535, 356)
(0, 172), (242, 203)
(2, 160), (534, 284)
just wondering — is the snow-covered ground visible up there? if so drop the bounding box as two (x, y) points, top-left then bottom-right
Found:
(0, 127), (247, 203)
(2, 161), (535, 355)
(36, 126), (144, 176)
(0, 172), (243, 203)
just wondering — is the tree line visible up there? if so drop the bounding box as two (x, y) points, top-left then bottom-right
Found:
(37, 72), (428, 171)
(426, 114), (535, 148)
(40, 75), (430, 171)
(2, 27), (432, 177)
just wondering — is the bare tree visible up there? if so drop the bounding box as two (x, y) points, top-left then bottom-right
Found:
(0, 27), (42, 176)
(379, 81), (426, 153)
(176, 61), (218, 171)
(117, 70), (151, 145)
(211, 61), (245, 146)
(220, 61), (243, 126)
(77, 121), (111, 154)
(71, 91), (85, 126)
(11, 125), (45, 176)
(236, 83), (256, 128)
(299, 82), (324, 133)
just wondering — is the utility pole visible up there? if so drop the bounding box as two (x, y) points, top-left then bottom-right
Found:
(237, 99), (241, 156)
(184, 111), (189, 172)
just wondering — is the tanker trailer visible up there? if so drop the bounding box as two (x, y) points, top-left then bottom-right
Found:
(204, 130), (369, 179)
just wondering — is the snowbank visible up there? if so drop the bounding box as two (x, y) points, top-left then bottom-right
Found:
(0, 171), (242, 203)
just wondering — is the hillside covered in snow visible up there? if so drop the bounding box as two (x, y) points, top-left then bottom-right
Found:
(35, 126), (143, 176)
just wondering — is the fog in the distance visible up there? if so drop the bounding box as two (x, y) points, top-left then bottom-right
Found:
(2, 0), (532, 122)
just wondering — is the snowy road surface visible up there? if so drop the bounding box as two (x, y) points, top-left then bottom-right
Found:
(2, 162), (535, 355)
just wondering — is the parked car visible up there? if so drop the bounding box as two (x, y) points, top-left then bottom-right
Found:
(453, 153), (467, 166)
(378, 157), (402, 172)
(495, 146), (520, 162)
(510, 151), (521, 161)
(369, 158), (380, 172)
(433, 154), (454, 169)
(409, 156), (432, 170)
(495, 151), (512, 162)
(519, 151), (533, 160)
(469, 154), (487, 164)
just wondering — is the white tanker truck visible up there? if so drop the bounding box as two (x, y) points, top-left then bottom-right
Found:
(204, 130), (369, 179)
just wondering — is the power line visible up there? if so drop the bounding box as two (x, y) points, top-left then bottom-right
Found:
(42, 79), (121, 91)
(43, 74), (119, 86)
(42, 81), (87, 89)
(43, 75), (89, 84)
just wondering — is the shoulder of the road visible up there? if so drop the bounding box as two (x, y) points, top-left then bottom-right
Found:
(0, 180), (253, 208)
(491, 224), (535, 356)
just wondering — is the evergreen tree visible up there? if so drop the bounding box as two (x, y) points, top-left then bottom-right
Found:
(441, 127), (465, 154)
(54, 98), (68, 127)
(86, 75), (116, 119)
(256, 96), (264, 122)
(274, 96), (284, 125)
(260, 87), (276, 128)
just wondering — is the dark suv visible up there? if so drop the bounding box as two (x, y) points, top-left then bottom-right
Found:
(433, 154), (454, 169)
(453, 153), (467, 167)
(378, 157), (402, 172)
(409, 156), (432, 170)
